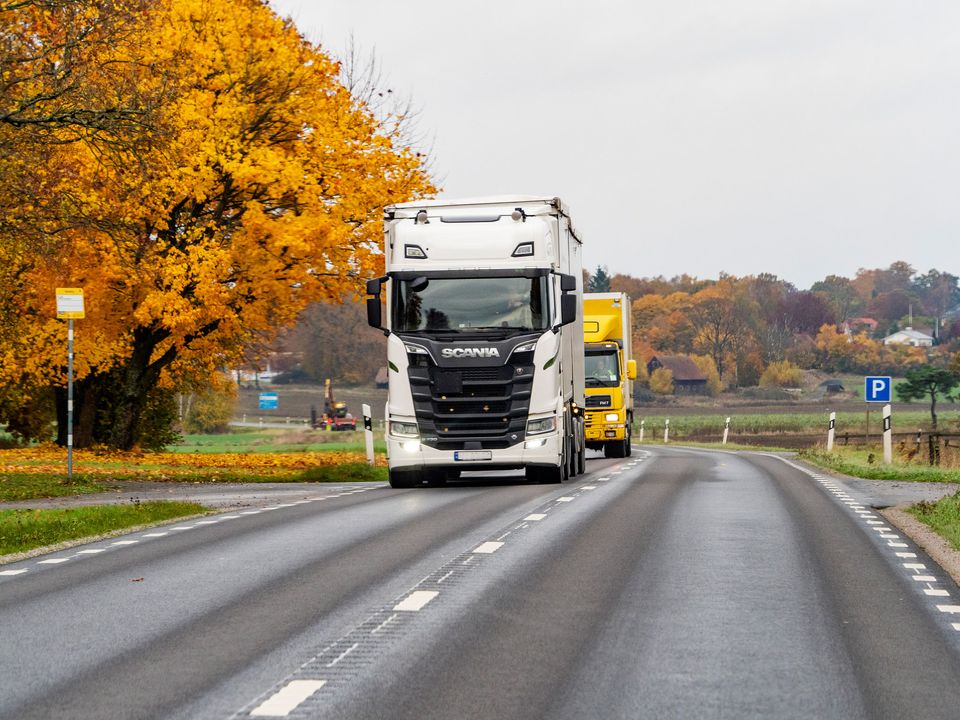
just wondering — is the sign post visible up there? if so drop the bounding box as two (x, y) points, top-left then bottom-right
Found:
(722, 417), (731, 445)
(663, 418), (670, 444)
(827, 411), (836, 451)
(362, 403), (374, 466)
(56, 289), (85, 482)
(638, 419), (644, 443)
(882, 403), (893, 465)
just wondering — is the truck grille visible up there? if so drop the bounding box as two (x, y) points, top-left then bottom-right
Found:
(408, 362), (534, 450)
(585, 395), (612, 408)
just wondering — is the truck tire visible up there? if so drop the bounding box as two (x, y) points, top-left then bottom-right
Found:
(388, 469), (420, 488)
(526, 465), (562, 484)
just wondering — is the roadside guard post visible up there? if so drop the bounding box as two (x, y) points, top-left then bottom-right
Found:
(723, 417), (731, 445)
(882, 404), (893, 465)
(56, 288), (85, 482)
(362, 403), (374, 466)
(663, 418), (670, 444)
(639, 419), (644, 443)
(827, 411), (836, 451)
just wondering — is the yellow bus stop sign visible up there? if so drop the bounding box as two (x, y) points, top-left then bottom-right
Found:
(56, 288), (85, 319)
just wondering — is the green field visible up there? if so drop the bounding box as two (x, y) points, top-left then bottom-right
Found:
(633, 409), (958, 439)
(798, 448), (960, 483)
(171, 429), (386, 454)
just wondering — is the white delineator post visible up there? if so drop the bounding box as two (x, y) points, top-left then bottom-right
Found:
(882, 404), (893, 465)
(722, 416), (730, 445)
(639, 419), (645, 443)
(362, 403), (374, 467)
(663, 419), (670, 444)
(827, 411), (836, 451)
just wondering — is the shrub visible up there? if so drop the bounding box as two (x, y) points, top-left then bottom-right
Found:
(183, 384), (237, 434)
(759, 360), (804, 388)
(649, 367), (674, 395)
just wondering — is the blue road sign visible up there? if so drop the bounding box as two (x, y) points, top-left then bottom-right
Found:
(258, 392), (279, 410)
(864, 376), (892, 403)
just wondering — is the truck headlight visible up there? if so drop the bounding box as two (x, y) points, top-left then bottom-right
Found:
(390, 421), (419, 438)
(605, 413), (619, 422)
(512, 340), (538, 355)
(526, 417), (556, 435)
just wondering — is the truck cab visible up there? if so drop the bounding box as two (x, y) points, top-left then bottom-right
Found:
(583, 292), (636, 457)
(366, 196), (586, 488)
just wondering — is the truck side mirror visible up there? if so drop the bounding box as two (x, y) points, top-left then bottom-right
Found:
(365, 276), (389, 336)
(560, 294), (577, 326)
(627, 359), (637, 380)
(560, 274), (577, 292)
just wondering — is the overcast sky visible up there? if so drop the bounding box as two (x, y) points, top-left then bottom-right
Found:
(270, 0), (959, 289)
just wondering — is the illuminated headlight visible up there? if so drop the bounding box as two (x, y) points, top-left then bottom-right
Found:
(405, 244), (427, 258)
(525, 438), (546, 449)
(512, 340), (538, 354)
(390, 421), (419, 438)
(605, 413), (619, 422)
(401, 440), (421, 452)
(526, 417), (556, 435)
(511, 242), (534, 257)
(405, 343), (429, 355)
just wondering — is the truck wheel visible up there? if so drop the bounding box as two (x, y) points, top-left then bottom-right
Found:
(389, 469), (420, 488)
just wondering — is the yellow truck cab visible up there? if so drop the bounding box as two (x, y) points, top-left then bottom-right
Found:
(583, 292), (636, 457)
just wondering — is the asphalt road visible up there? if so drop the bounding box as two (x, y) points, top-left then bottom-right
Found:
(2, 447), (960, 719)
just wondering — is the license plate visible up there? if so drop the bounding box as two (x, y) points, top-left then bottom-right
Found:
(454, 451), (492, 461)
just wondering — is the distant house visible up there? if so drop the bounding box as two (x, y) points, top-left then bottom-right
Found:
(882, 326), (934, 347)
(375, 366), (389, 389)
(646, 355), (709, 395)
(841, 317), (878, 336)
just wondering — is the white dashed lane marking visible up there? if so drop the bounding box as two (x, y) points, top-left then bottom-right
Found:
(473, 541), (505, 554)
(557, 497), (575, 503)
(394, 590), (439, 612)
(76, 549), (105, 554)
(142, 532), (168, 538)
(525, 513), (546, 521)
(37, 558), (69, 564)
(249, 680), (326, 717)
(0, 569), (27, 576)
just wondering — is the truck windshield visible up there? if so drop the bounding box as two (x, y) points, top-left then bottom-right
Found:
(392, 276), (549, 333)
(585, 350), (620, 387)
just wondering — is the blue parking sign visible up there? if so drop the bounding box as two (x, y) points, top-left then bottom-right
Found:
(864, 376), (891, 403)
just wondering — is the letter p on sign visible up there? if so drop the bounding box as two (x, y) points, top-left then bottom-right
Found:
(865, 376), (892, 403)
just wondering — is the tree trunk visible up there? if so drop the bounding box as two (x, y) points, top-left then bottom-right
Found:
(106, 329), (165, 450)
(54, 379), (98, 449)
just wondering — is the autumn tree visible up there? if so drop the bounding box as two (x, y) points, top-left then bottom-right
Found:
(689, 280), (759, 382)
(895, 366), (959, 432)
(0, 0), (434, 449)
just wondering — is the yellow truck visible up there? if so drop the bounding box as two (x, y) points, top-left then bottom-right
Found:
(583, 292), (636, 457)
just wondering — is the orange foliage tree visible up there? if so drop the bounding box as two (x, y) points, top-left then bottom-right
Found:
(0, 0), (434, 448)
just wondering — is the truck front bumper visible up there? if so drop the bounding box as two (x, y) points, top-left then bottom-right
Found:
(585, 423), (626, 441)
(387, 433), (563, 472)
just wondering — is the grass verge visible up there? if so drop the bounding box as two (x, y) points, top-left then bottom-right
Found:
(0, 501), (206, 556)
(907, 493), (960, 551)
(798, 448), (960, 483)
(0, 473), (105, 502)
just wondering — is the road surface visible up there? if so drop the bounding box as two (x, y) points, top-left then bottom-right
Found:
(2, 446), (960, 719)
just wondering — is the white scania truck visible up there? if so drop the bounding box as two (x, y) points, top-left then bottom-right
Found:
(366, 196), (585, 488)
